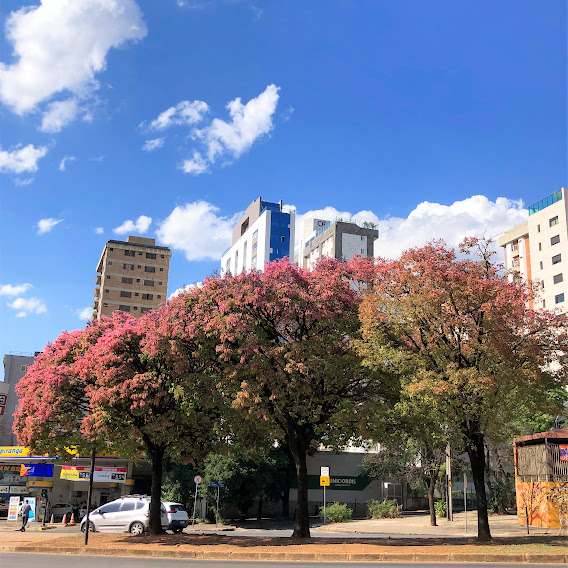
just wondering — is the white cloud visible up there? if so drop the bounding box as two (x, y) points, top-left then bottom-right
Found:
(295, 196), (527, 261)
(89, 155), (104, 162)
(157, 201), (241, 261)
(95, 227), (104, 234)
(0, 144), (48, 174)
(40, 98), (80, 133)
(37, 217), (63, 235)
(180, 151), (209, 175)
(169, 281), (202, 299)
(181, 84), (280, 175)
(0, 283), (32, 296)
(147, 100), (209, 130)
(142, 138), (165, 152)
(376, 195), (527, 260)
(7, 296), (47, 317)
(59, 155), (76, 171)
(0, 0), (147, 127)
(113, 215), (152, 235)
(14, 177), (35, 186)
(77, 306), (93, 320)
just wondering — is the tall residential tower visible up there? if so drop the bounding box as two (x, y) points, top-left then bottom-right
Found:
(93, 236), (172, 319)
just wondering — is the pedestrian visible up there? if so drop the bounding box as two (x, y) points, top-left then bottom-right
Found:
(20, 499), (31, 531)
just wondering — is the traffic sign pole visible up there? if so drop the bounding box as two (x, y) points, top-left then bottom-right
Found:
(192, 475), (202, 528)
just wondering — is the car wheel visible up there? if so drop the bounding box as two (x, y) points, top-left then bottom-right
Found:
(172, 528), (183, 534)
(129, 521), (145, 535)
(80, 522), (95, 533)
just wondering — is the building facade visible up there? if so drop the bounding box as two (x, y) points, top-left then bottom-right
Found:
(298, 217), (379, 270)
(0, 354), (37, 446)
(221, 197), (295, 276)
(499, 188), (568, 312)
(93, 236), (172, 319)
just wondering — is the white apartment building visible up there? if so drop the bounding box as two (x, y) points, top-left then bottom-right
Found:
(499, 188), (568, 312)
(221, 197), (295, 276)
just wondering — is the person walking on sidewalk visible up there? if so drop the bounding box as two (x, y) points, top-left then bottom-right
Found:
(20, 500), (31, 531)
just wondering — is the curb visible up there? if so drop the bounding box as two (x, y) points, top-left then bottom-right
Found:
(2, 546), (567, 563)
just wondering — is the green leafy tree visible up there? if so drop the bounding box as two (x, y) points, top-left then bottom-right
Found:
(352, 238), (568, 540)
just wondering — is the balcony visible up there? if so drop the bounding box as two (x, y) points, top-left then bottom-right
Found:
(95, 275), (101, 285)
(94, 286), (100, 298)
(92, 299), (99, 310)
(529, 190), (563, 216)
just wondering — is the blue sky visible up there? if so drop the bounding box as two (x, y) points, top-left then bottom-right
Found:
(0, 0), (566, 363)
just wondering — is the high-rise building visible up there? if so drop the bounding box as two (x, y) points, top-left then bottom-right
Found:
(498, 188), (568, 312)
(93, 236), (172, 319)
(297, 217), (379, 270)
(221, 197), (295, 276)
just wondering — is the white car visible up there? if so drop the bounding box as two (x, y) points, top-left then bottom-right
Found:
(162, 502), (189, 533)
(49, 503), (73, 522)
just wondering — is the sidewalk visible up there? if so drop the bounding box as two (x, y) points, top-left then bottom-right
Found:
(1, 513), (566, 564)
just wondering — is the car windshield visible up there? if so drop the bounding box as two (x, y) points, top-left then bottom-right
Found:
(169, 505), (185, 511)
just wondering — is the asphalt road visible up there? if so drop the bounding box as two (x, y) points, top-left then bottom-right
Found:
(2, 556), (567, 568)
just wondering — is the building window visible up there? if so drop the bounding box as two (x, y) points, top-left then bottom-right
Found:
(122, 277), (133, 284)
(120, 291), (132, 298)
(161, 255), (164, 258)
(119, 305), (131, 312)
(145, 266), (155, 273)
(541, 281), (545, 290)
(537, 224), (541, 233)
(157, 295), (161, 299)
(106, 275), (111, 279)
(553, 254), (562, 265)
(551, 235), (560, 245)
(539, 243), (542, 251)
(124, 250), (135, 257)
(141, 307), (152, 314)
(555, 293), (565, 304)
(137, 265), (141, 268)
(281, 236), (285, 242)
(103, 303), (108, 307)
(252, 242), (257, 252)
(109, 247), (113, 251)
(105, 289), (109, 293)
(20, 365), (28, 372)
(144, 280), (154, 287)
(142, 293), (153, 300)
(158, 281), (162, 285)
(251, 254), (257, 266)
(146, 253), (157, 259)
(550, 216), (559, 227)
(511, 243), (518, 251)
(542, 300), (546, 308)
(108, 261), (112, 265)
(252, 229), (258, 239)
(123, 263), (135, 270)
(133, 306), (138, 310)
(135, 293), (139, 296)
(554, 274), (563, 284)
(159, 268), (163, 271)
(540, 261), (543, 270)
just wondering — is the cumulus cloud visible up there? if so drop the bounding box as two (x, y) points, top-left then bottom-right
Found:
(95, 227), (104, 234)
(0, 144), (48, 174)
(142, 138), (165, 152)
(0, 283), (32, 296)
(77, 306), (93, 320)
(113, 215), (152, 235)
(169, 281), (202, 299)
(180, 84), (280, 175)
(59, 155), (76, 171)
(0, 0), (147, 128)
(146, 100), (209, 130)
(294, 196), (527, 261)
(376, 195), (527, 259)
(7, 296), (47, 317)
(37, 217), (63, 235)
(40, 98), (80, 133)
(157, 201), (241, 261)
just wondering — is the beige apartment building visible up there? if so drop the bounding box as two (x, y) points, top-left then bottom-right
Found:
(498, 188), (568, 312)
(93, 236), (172, 319)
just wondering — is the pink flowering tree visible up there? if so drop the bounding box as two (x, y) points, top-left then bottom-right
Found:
(195, 259), (381, 538)
(13, 317), (117, 456)
(77, 303), (223, 534)
(353, 239), (568, 541)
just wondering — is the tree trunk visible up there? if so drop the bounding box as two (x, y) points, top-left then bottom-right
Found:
(287, 431), (311, 538)
(257, 497), (263, 521)
(465, 430), (491, 541)
(427, 476), (437, 526)
(148, 444), (165, 535)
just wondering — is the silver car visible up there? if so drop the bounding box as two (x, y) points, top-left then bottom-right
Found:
(80, 496), (167, 535)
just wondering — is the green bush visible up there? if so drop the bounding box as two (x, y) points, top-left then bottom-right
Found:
(488, 479), (515, 514)
(366, 498), (400, 519)
(434, 500), (447, 518)
(319, 502), (353, 523)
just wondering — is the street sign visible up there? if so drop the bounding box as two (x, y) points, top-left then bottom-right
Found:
(210, 481), (225, 488)
(320, 466), (329, 477)
(194, 475), (202, 485)
(320, 476), (330, 487)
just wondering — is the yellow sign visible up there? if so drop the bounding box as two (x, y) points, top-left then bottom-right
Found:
(320, 476), (330, 487)
(60, 466), (84, 481)
(0, 447), (31, 458)
(27, 480), (53, 488)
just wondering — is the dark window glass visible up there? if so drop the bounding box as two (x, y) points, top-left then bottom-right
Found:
(550, 216), (559, 227)
(100, 502), (121, 514)
(120, 291), (132, 298)
(555, 293), (565, 304)
(554, 274), (563, 284)
(145, 266), (155, 273)
(551, 235), (560, 245)
(553, 254), (562, 265)
(119, 305), (131, 312)
(120, 502), (136, 512)
(144, 280), (154, 287)
(146, 253), (156, 259)
(122, 277), (133, 284)
(124, 250), (135, 257)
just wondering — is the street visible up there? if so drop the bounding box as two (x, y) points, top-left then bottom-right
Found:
(2, 556), (567, 568)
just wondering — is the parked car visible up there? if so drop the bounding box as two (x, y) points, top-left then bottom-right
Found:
(162, 502), (189, 533)
(49, 503), (73, 522)
(80, 496), (174, 535)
